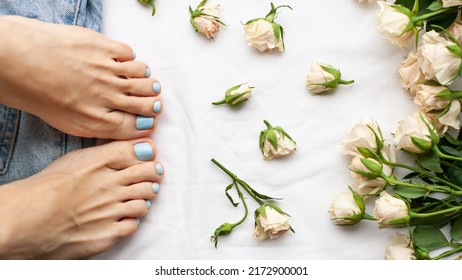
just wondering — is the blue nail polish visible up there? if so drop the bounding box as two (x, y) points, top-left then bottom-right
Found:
(152, 183), (160, 194)
(156, 163), (164, 175)
(136, 116), (154, 130)
(145, 200), (151, 209)
(153, 101), (161, 113)
(132, 50), (137, 60)
(136, 218), (140, 225)
(134, 142), (153, 161)
(145, 67), (151, 78)
(153, 82), (161, 94)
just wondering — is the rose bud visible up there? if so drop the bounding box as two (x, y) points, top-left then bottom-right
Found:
(384, 232), (416, 260)
(375, 1), (415, 49)
(349, 156), (393, 196)
(253, 205), (293, 241)
(306, 62), (354, 94)
(393, 112), (437, 154)
(210, 222), (235, 248)
(398, 52), (425, 96)
(443, 0), (462, 7)
(417, 30), (462, 85)
(259, 120), (296, 160)
(138, 0), (156, 16)
(243, 3), (292, 53)
(373, 192), (410, 229)
(189, 0), (225, 39)
(212, 83), (254, 107)
(328, 189), (365, 225)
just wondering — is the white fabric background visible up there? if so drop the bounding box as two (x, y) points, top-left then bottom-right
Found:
(96, 0), (417, 260)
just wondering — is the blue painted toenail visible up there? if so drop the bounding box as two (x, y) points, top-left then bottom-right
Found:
(153, 82), (161, 94)
(145, 67), (151, 78)
(156, 163), (164, 175)
(145, 200), (151, 209)
(132, 50), (137, 60)
(152, 183), (160, 194)
(153, 101), (161, 113)
(134, 142), (153, 161)
(136, 116), (154, 130)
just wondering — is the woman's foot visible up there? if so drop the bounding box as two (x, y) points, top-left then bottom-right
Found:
(0, 139), (164, 259)
(0, 16), (162, 139)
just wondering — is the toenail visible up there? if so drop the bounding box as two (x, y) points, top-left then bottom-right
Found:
(145, 200), (151, 209)
(136, 116), (154, 130)
(136, 218), (140, 225)
(153, 101), (161, 113)
(132, 50), (137, 60)
(134, 142), (154, 161)
(152, 183), (160, 194)
(145, 67), (151, 78)
(156, 163), (164, 175)
(153, 82), (161, 94)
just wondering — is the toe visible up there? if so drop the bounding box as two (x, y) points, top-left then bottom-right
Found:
(116, 160), (164, 186)
(118, 199), (150, 219)
(112, 95), (162, 117)
(114, 218), (138, 238)
(102, 139), (157, 170)
(112, 61), (151, 78)
(109, 41), (135, 62)
(102, 112), (157, 140)
(119, 78), (162, 96)
(119, 182), (159, 201)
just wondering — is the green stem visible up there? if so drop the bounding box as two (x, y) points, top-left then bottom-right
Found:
(432, 245), (462, 260)
(382, 158), (462, 191)
(362, 213), (376, 221)
(237, 179), (264, 206)
(385, 177), (458, 195)
(211, 158), (238, 181)
(338, 79), (354, 85)
(410, 205), (462, 219)
(434, 146), (462, 162)
(232, 184), (248, 227)
(413, 8), (455, 23)
(212, 99), (226, 106)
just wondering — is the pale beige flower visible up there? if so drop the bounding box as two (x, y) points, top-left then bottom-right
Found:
(262, 130), (296, 160)
(373, 192), (409, 228)
(375, 1), (414, 49)
(393, 112), (435, 154)
(448, 14), (462, 45)
(413, 84), (450, 113)
(417, 30), (462, 85)
(328, 191), (363, 225)
(398, 52), (426, 96)
(385, 232), (416, 260)
(443, 0), (462, 7)
(190, 3), (224, 39)
(253, 206), (291, 241)
(349, 156), (393, 196)
(244, 19), (283, 53)
(435, 99), (461, 131)
(341, 119), (381, 157)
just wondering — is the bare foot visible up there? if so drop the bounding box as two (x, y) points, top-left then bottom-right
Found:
(0, 139), (164, 259)
(0, 16), (162, 139)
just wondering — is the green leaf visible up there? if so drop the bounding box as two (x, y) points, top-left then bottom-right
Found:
(440, 145), (462, 158)
(272, 22), (281, 44)
(426, 12), (458, 31)
(417, 151), (443, 173)
(445, 165), (462, 186)
(451, 216), (462, 242)
(393, 186), (428, 199)
(426, 0), (443, 11)
(443, 132), (461, 146)
(413, 226), (449, 251)
(225, 183), (239, 207)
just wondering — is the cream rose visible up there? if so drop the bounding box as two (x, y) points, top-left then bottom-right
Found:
(349, 156), (393, 197)
(443, 0), (462, 7)
(398, 52), (425, 96)
(375, 1), (414, 49)
(384, 232), (416, 260)
(373, 192), (410, 228)
(393, 112), (436, 154)
(244, 19), (283, 53)
(253, 206), (291, 241)
(448, 15), (462, 45)
(436, 99), (461, 130)
(328, 190), (364, 225)
(212, 83), (253, 107)
(306, 62), (354, 94)
(260, 120), (296, 160)
(341, 119), (382, 156)
(189, 2), (224, 39)
(417, 30), (462, 85)
(413, 84), (450, 113)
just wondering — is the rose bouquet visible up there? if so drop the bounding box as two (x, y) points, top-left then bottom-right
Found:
(330, 0), (462, 260)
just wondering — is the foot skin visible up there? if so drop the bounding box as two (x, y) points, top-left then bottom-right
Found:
(0, 16), (162, 139)
(0, 139), (164, 259)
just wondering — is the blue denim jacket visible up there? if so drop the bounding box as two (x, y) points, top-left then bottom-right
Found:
(0, 0), (101, 183)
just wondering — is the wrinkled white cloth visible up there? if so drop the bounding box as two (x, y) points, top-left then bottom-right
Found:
(97, 0), (417, 260)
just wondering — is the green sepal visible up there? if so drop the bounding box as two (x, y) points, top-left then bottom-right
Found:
(359, 157), (383, 176)
(434, 87), (453, 100)
(272, 22), (282, 45)
(274, 126), (296, 143)
(411, 136), (433, 152)
(139, 0), (156, 16)
(210, 222), (235, 248)
(266, 128), (279, 151)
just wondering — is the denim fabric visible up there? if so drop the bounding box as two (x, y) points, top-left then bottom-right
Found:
(0, 0), (102, 184)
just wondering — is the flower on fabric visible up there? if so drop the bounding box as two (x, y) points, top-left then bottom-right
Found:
(138, 0), (156, 16)
(417, 30), (462, 85)
(341, 119), (383, 157)
(212, 83), (254, 107)
(398, 52), (426, 96)
(306, 62), (354, 94)
(413, 84), (450, 113)
(260, 120), (296, 160)
(375, 1), (415, 49)
(443, 0), (462, 8)
(373, 192), (410, 229)
(189, 0), (225, 39)
(384, 232), (416, 260)
(430, 99), (462, 132)
(328, 189), (365, 225)
(253, 205), (292, 241)
(349, 156), (393, 196)
(393, 112), (437, 154)
(243, 3), (292, 53)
